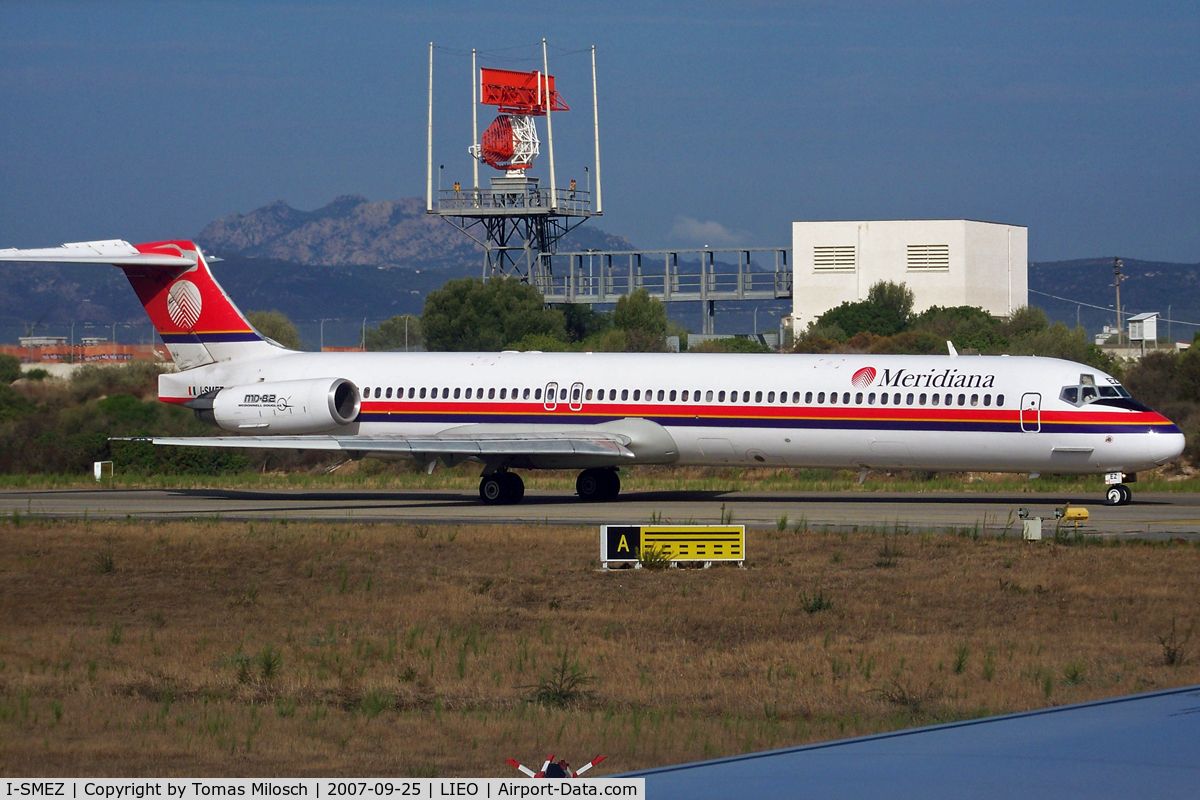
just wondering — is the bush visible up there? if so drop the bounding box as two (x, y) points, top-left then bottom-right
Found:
(0, 354), (20, 384)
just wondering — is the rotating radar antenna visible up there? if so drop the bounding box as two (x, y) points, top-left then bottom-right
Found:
(426, 40), (601, 283)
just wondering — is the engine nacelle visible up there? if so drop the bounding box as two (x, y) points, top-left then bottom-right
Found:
(191, 378), (360, 434)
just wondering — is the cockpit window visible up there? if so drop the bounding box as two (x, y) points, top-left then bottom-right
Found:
(1062, 376), (1131, 407)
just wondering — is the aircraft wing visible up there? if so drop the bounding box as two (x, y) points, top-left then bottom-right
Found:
(113, 430), (636, 460)
(0, 239), (192, 267)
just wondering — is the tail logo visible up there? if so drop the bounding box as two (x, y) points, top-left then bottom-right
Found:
(167, 280), (203, 329)
(852, 367), (876, 387)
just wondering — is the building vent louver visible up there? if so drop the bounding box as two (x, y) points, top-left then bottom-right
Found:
(813, 245), (856, 272)
(906, 244), (950, 272)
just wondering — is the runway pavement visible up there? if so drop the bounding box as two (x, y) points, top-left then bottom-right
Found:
(3, 487), (1200, 539)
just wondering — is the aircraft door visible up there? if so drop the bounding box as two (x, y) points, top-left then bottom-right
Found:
(1020, 393), (1041, 433)
(569, 382), (584, 411)
(543, 382), (559, 411)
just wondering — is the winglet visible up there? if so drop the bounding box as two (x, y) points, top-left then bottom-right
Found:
(947, 340), (958, 357)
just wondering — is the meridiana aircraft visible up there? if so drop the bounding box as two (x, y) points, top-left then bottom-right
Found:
(0, 239), (1184, 506)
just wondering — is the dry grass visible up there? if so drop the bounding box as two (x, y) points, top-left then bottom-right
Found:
(1, 517), (1198, 777)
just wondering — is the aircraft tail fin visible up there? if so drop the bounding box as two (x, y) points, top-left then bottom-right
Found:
(0, 239), (290, 369)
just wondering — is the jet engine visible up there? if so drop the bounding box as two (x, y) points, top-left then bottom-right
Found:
(190, 378), (360, 434)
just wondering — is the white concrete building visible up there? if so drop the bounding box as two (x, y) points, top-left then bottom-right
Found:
(791, 220), (1028, 330)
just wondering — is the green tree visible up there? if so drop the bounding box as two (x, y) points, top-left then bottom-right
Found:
(816, 281), (914, 338)
(0, 353), (20, 384)
(365, 314), (422, 351)
(561, 304), (612, 343)
(612, 288), (669, 352)
(688, 337), (772, 354)
(421, 277), (566, 351)
(248, 310), (302, 350)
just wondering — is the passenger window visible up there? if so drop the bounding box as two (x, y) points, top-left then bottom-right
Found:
(843, 393), (851, 404)
(634, 390), (641, 401)
(855, 392), (863, 404)
(535, 388), (542, 400)
(818, 392), (826, 403)
(805, 392), (813, 403)
(444, 388), (451, 399)
(767, 391), (775, 403)
(792, 391), (800, 403)
(523, 388), (531, 399)
(919, 393), (927, 405)
(997, 394), (1005, 406)
(452, 388), (459, 399)
(707, 390), (714, 402)
(419, 388), (426, 399)
(830, 392), (838, 404)
(971, 394), (979, 406)
(931, 393), (939, 406)
(868, 392), (876, 404)
(669, 390), (677, 401)
(906, 393), (914, 405)
(408, 388), (415, 399)
(464, 388), (472, 399)
(742, 391), (751, 403)
(681, 390), (688, 402)
(657, 390), (665, 401)
(499, 388), (507, 399)
(957, 394), (965, 406)
(880, 393), (888, 405)
(597, 389), (604, 400)
(385, 387), (392, 399)
(373, 388), (380, 398)
(756, 391), (764, 403)
(574, 387), (582, 401)
(586, 389), (593, 400)
(718, 391), (726, 402)
(488, 388), (496, 399)
(984, 394), (992, 406)
(621, 389), (629, 400)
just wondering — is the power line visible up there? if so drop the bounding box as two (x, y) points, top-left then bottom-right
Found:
(1028, 288), (1200, 328)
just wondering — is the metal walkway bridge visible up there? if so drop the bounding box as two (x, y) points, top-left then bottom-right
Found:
(534, 247), (792, 334)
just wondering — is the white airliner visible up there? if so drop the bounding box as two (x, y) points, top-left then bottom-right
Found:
(0, 239), (1184, 506)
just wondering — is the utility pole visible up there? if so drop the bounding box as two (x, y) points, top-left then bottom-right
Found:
(1113, 257), (1124, 345)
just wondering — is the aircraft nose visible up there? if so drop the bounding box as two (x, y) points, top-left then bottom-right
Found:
(1151, 431), (1186, 466)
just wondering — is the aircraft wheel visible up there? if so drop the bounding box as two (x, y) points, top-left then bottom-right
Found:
(576, 469), (606, 501)
(1105, 485), (1131, 506)
(1118, 484), (1132, 505)
(480, 474), (507, 505)
(503, 471), (525, 504)
(600, 469), (621, 500)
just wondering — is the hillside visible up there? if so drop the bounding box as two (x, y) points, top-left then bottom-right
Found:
(1, 194), (1195, 343)
(1030, 257), (1200, 341)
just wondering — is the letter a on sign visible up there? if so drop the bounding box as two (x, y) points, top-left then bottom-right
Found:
(602, 526), (642, 566)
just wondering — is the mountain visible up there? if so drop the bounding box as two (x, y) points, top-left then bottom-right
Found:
(1029, 257), (1200, 341)
(1, 193), (1195, 345)
(196, 194), (634, 268)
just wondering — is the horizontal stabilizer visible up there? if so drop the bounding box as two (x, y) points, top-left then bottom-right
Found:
(0, 239), (191, 267)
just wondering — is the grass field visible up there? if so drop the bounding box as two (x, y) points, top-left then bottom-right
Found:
(1, 516), (1198, 777)
(3, 461), (1200, 495)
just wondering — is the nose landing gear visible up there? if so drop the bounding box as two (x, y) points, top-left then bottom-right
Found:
(1105, 484), (1132, 506)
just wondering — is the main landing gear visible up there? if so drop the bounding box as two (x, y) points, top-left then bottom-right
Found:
(1105, 484), (1132, 506)
(576, 468), (621, 502)
(479, 471), (524, 505)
